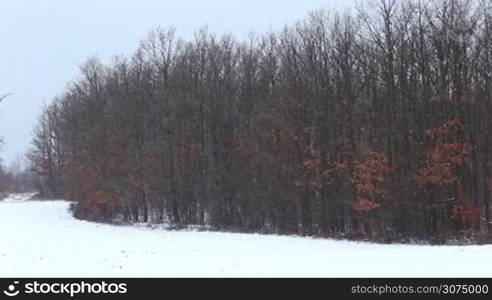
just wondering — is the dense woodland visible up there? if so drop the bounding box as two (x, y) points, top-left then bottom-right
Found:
(28, 0), (492, 243)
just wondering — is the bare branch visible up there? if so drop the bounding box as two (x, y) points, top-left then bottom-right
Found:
(0, 93), (12, 102)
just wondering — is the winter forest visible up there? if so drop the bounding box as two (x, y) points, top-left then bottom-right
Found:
(10, 0), (492, 244)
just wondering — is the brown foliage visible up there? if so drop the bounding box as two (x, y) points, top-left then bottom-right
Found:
(417, 119), (472, 188)
(352, 152), (391, 213)
(83, 190), (120, 221)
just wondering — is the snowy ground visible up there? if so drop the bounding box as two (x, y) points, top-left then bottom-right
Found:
(0, 193), (491, 277)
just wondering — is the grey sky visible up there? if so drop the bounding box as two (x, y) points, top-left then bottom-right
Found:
(0, 0), (351, 166)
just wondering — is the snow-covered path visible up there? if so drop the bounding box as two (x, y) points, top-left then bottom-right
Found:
(0, 194), (490, 277)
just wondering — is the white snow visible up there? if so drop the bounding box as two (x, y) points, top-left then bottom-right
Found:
(0, 193), (490, 277)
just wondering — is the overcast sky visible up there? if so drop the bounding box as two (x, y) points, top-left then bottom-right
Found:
(0, 0), (352, 166)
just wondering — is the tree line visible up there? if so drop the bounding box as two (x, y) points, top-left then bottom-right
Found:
(1, 94), (33, 197)
(0, 160), (33, 196)
(29, 0), (492, 243)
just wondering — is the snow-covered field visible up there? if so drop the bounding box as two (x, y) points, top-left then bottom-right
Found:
(0, 193), (491, 277)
